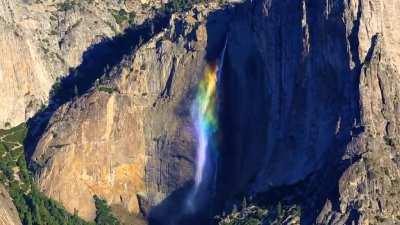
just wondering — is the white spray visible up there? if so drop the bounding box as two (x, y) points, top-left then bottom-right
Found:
(186, 36), (229, 212)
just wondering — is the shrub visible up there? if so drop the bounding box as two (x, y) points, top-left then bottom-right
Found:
(216, 199), (302, 225)
(50, 77), (62, 98)
(112, 9), (136, 26)
(94, 195), (120, 225)
(161, 0), (209, 13)
(384, 135), (395, 147)
(217, 203), (267, 225)
(97, 86), (117, 94)
(57, 1), (75, 11)
(0, 123), (94, 225)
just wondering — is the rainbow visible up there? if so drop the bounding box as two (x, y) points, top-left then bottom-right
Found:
(187, 38), (227, 211)
(192, 63), (219, 192)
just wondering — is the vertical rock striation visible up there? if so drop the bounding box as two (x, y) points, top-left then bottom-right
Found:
(0, 0), (161, 129)
(31, 3), (231, 221)
(29, 0), (400, 224)
(0, 184), (22, 225)
(216, 0), (400, 224)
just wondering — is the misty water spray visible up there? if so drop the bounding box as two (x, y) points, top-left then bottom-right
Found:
(186, 38), (228, 211)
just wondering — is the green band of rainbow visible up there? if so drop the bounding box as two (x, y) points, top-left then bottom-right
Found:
(193, 63), (219, 190)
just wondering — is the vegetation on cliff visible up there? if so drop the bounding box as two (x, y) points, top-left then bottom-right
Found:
(216, 199), (301, 225)
(0, 123), (91, 225)
(94, 196), (121, 225)
(161, 0), (211, 13)
(0, 124), (120, 225)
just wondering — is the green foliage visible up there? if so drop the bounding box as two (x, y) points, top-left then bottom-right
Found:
(94, 195), (120, 225)
(2, 123), (27, 143)
(50, 77), (62, 98)
(10, 187), (93, 225)
(97, 86), (117, 94)
(0, 123), (94, 225)
(216, 198), (302, 225)
(243, 218), (262, 225)
(111, 9), (136, 26)
(0, 123), (27, 184)
(57, 1), (75, 12)
(217, 201), (267, 225)
(160, 0), (209, 13)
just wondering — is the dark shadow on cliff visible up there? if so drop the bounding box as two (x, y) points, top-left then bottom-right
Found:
(24, 14), (171, 163)
(146, 3), (239, 225)
(252, 147), (363, 225)
(213, 0), (366, 224)
(147, 182), (217, 225)
(151, 1), (369, 223)
(291, 0), (364, 223)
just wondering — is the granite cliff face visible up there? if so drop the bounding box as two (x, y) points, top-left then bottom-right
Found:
(27, 0), (400, 224)
(0, 184), (22, 225)
(0, 0), (161, 129)
(217, 0), (400, 224)
(30, 2), (230, 221)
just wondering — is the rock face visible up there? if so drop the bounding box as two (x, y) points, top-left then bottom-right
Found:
(0, 0), (161, 129)
(29, 0), (400, 224)
(31, 3), (230, 221)
(215, 0), (400, 224)
(0, 185), (22, 225)
(216, 0), (400, 224)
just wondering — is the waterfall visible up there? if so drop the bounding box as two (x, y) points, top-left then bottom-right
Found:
(217, 37), (228, 81)
(187, 37), (228, 210)
(190, 63), (218, 205)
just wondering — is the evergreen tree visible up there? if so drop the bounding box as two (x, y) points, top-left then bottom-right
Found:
(93, 195), (120, 225)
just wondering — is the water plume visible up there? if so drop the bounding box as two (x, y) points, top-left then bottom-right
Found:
(186, 38), (228, 211)
(193, 63), (219, 192)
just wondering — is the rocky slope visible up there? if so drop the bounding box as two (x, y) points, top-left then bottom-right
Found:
(0, 184), (22, 225)
(28, 0), (400, 224)
(0, 0), (161, 129)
